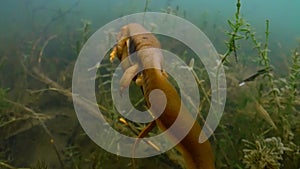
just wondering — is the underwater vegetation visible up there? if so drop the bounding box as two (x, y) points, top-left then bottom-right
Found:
(242, 137), (299, 169)
(0, 0), (299, 169)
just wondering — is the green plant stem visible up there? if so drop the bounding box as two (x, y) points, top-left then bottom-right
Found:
(288, 49), (300, 101)
(222, 0), (242, 63)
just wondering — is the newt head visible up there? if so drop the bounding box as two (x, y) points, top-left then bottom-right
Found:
(110, 24), (132, 63)
(110, 27), (141, 93)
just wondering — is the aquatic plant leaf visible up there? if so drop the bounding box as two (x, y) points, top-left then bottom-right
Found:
(240, 28), (250, 33)
(255, 102), (277, 130)
(227, 20), (236, 30)
(188, 58), (194, 69)
(233, 34), (244, 40)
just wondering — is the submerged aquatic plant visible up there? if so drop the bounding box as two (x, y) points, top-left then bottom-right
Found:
(247, 20), (281, 107)
(161, 6), (179, 15)
(287, 49), (300, 102)
(32, 160), (48, 169)
(242, 137), (289, 169)
(246, 20), (271, 69)
(75, 19), (91, 55)
(143, 0), (151, 12)
(222, 0), (245, 63)
(0, 88), (9, 111)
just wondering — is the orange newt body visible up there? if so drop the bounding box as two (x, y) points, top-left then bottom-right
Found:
(111, 23), (215, 169)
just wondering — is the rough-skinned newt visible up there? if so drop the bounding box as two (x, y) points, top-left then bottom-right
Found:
(110, 23), (215, 169)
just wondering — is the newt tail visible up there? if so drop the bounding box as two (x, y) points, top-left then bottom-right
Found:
(110, 23), (215, 169)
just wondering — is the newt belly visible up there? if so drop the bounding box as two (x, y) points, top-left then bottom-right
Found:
(110, 23), (215, 169)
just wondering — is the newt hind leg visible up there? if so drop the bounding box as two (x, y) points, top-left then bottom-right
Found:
(132, 121), (157, 168)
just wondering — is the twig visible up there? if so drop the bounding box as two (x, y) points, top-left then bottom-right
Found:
(30, 65), (136, 138)
(0, 162), (18, 169)
(41, 0), (79, 34)
(4, 98), (65, 168)
(31, 37), (41, 57)
(38, 35), (57, 64)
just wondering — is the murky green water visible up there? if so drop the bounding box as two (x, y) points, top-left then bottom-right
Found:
(0, 0), (299, 169)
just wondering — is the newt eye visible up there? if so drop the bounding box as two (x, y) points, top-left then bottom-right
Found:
(142, 36), (148, 39)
